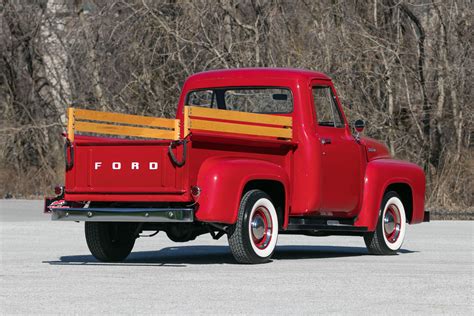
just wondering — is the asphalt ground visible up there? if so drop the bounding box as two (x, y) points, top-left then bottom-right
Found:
(1, 200), (473, 315)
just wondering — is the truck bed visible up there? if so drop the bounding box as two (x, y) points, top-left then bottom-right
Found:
(63, 106), (294, 203)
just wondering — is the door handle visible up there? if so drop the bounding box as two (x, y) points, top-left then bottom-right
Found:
(321, 138), (332, 145)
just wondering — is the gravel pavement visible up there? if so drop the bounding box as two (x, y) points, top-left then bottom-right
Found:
(1, 199), (473, 314)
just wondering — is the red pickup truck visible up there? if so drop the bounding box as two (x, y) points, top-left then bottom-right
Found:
(45, 68), (428, 264)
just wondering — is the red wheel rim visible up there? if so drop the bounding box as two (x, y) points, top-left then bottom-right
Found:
(384, 204), (401, 243)
(250, 206), (273, 250)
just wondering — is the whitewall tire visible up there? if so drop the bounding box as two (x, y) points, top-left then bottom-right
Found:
(228, 189), (279, 264)
(364, 191), (407, 255)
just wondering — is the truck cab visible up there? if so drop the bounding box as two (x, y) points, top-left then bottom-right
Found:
(46, 68), (428, 264)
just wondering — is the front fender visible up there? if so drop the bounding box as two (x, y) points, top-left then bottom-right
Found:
(195, 157), (290, 225)
(355, 159), (425, 231)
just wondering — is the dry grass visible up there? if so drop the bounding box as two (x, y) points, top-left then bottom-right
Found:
(0, 165), (63, 199)
(426, 150), (474, 215)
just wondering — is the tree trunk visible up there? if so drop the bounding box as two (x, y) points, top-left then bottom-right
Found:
(40, 0), (71, 125)
(75, 1), (107, 111)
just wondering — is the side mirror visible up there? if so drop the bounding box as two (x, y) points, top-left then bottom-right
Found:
(354, 119), (365, 133)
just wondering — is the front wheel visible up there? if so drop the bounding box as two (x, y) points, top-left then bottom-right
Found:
(85, 222), (138, 262)
(228, 190), (279, 264)
(364, 191), (407, 255)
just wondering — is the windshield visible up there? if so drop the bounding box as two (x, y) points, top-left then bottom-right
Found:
(186, 87), (293, 114)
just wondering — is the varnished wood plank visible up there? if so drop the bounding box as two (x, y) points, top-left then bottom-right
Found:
(190, 119), (292, 139)
(75, 121), (178, 140)
(183, 106), (190, 138)
(73, 108), (176, 128)
(67, 108), (75, 142)
(187, 106), (292, 127)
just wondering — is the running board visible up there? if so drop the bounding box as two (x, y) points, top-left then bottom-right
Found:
(286, 217), (368, 232)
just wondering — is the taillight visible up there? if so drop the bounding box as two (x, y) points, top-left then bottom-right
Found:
(54, 185), (64, 196)
(191, 185), (201, 198)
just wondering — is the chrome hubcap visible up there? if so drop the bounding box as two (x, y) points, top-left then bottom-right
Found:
(250, 206), (272, 249)
(384, 204), (401, 243)
(251, 215), (265, 240)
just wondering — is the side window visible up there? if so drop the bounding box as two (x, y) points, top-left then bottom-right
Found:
(312, 86), (344, 127)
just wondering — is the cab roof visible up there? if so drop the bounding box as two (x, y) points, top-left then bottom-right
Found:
(187, 68), (331, 82)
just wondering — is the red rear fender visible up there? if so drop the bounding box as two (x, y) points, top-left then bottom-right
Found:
(195, 157), (290, 225)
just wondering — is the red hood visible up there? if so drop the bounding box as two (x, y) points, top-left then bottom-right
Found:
(360, 137), (390, 161)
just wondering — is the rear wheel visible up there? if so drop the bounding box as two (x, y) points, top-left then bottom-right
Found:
(364, 191), (407, 255)
(85, 222), (138, 262)
(228, 189), (279, 264)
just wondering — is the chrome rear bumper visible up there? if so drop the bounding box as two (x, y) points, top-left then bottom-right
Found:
(51, 207), (194, 222)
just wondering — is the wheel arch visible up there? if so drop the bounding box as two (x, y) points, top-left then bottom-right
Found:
(242, 179), (287, 229)
(384, 183), (413, 223)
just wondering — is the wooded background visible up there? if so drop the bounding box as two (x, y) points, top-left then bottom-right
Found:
(1, 0), (472, 214)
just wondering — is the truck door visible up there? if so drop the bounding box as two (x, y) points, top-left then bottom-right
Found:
(311, 83), (365, 215)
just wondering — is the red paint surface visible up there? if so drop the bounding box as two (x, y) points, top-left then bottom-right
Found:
(354, 159), (425, 230)
(64, 68), (426, 230)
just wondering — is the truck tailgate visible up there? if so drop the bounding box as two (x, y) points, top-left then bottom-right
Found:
(66, 137), (187, 200)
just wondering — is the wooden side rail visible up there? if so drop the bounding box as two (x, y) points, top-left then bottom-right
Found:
(67, 108), (180, 141)
(183, 106), (293, 140)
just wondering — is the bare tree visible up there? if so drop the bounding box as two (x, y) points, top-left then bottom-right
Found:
(1, 0), (472, 212)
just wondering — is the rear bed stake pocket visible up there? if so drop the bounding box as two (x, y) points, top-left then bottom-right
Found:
(64, 139), (74, 171)
(168, 139), (187, 167)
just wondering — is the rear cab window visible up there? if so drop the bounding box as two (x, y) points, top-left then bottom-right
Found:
(186, 87), (293, 114)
